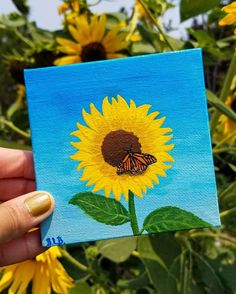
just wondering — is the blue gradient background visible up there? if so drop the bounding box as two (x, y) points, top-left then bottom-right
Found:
(25, 49), (220, 247)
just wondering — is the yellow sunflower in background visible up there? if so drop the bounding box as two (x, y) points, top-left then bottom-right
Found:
(0, 247), (74, 294)
(219, 1), (236, 26)
(54, 13), (129, 65)
(135, 0), (147, 19)
(70, 95), (174, 201)
(219, 95), (236, 142)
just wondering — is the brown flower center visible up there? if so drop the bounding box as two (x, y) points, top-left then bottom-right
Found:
(101, 130), (142, 167)
(81, 42), (106, 62)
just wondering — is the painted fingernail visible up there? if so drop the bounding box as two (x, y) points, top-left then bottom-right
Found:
(24, 193), (52, 217)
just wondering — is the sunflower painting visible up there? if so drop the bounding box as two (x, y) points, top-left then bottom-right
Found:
(24, 49), (220, 246)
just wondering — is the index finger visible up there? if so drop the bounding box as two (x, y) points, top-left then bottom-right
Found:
(0, 148), (35, 180)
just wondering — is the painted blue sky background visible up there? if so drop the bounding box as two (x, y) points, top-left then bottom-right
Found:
(25, 49), (220, 246)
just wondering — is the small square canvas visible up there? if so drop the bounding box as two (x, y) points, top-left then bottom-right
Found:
(24, 48), (220, 247)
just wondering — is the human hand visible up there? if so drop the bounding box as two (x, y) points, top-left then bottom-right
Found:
(0, 147), (54, 266)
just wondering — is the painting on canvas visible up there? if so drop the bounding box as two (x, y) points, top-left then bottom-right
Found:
(24, 48), (220, 247)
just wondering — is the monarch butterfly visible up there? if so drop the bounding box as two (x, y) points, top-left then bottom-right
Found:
(117, 151), (157, 175)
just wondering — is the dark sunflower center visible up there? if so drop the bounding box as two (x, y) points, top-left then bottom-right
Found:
(81, 42), (106, 62)
(231, 98), (236, 112)
(101, 130), (142, 167)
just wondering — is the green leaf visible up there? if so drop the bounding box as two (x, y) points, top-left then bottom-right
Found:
(137, 234), (181, 293)
(0, 14), (26, 28)
(180, 0), (220, 21)
(12, 0), (30, 15)
(143, 206), (211, 233)
(117, 272), (149, 289)
(70, 280), (91, 294)
(207, 89), (236, 123)
(192, 251), (224, 294)
(0, 140), (31, 150)
(97, 236), (137, 263)
(69, 192), (130, 226)
(228, 163), (236, 173)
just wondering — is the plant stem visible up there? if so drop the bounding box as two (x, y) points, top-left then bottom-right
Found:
(131, 250), (140, 258)
(13, 28), (34, 48)
(189, 232), (236, 245)
(210, 55), (236, 135)
(213, 147), (236, 154)
(60, 248), (88, 272)
(220, 207), (236, 218)
(0, 117), (30, 138)
(137, 0), (175, 51)
(213, 131), (236, 150)
(128, 190), (139, 235)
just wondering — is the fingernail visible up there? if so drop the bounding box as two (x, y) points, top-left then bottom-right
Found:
(24, 193), (52, 217)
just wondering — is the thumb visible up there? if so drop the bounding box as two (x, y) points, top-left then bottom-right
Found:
(0, 191), (54, 244)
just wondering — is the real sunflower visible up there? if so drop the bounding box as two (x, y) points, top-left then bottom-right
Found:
(0, 247), (74, 294)
(135, 0), (147, 19)
(219, 94), (236, 142)
(58, 2), (69, 15)
(54, 14), (129, 65)
(70, 95), (174, 201)
(219, 1), (236, 26)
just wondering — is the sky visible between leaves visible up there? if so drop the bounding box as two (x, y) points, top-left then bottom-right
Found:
(0, 0), (194, 39)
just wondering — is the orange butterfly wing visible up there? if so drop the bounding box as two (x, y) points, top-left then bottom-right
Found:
(117, 152), (156, 175)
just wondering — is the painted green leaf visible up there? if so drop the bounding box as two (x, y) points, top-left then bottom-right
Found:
(69, 192), (130, 226)
(207, 89), (236, 123)
(97, 237), (137, 263)
(180, 0), (220, 22)
(143, 206), (211, 233)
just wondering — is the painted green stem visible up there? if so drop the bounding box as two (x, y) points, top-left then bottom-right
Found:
(210, 55), (236, 135)
(137, 0), (175, 51)
(128, 190), (139, 235)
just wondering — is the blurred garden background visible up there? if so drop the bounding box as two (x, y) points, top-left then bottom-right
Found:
(0, 0), (236, 293)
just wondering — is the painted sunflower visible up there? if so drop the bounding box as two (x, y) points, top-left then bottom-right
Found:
(0, 247), (74, 294)
(70, 95), (174, 201)
(54, 14), (129, 65)
(219, 1), (236, 26)
(219, 95), (236, 142)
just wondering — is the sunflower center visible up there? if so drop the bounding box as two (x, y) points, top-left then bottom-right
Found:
(81, 42), (106, 62)
(231, 98), (236, 112)
(101, 130), (142, 167)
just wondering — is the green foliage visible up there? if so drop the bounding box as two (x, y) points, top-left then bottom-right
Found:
(207, 89), (236, 123)
(180, 0), (220, 21)
(11, 0), (30, 15)
(97, 237), (137, 263)
(143, 206), (211, 233)
(0, 0), (236, 293)
(69, 192), (130, 225)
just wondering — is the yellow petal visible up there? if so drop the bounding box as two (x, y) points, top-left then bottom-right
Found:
(56, 37), (82, 52)
(54, 55), (81, 65)
(0, 266), (15, 292)
(93, 14), (106, 42)
(106, 53), (127, 59)
(9, 261), (35, 294)
(219, 13), (236, 26)
(222, 2), (236, 13)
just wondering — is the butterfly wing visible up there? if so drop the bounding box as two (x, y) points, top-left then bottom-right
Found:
(133, 153), (157, 165)
(117, 154), (131, 175)
(117, 152), (156, 175)
(143, 153), (157, 165)
(130, 159), (148, 175)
